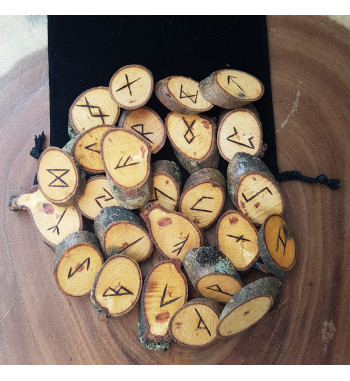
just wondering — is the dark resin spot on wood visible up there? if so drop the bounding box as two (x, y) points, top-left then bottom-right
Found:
(229, 217), (239, 225)
(254, 202), (260, 209)
(202, 120), (210, 129)
(43, 203), (54, 215)
(155, 311), (170, 322)
(157, 217), (172, 227)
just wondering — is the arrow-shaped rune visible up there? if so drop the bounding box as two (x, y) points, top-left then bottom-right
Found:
(226, 127), (255, 149)
(103, 285), (134, 297)
(94, 187), (114, 208)
(160, 284), (182, 307)
(68, 257), (90, 279)
(47, 208), (67, 235)
(84, 143), (100, 153)
(227, 75), (245, 93)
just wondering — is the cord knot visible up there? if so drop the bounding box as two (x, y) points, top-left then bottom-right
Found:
(317, 174), (327, 184)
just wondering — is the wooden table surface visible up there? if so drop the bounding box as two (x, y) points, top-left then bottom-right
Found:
(1, 16), (349, 365)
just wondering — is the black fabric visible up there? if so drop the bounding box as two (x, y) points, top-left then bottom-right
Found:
(48, 15), (278, 181)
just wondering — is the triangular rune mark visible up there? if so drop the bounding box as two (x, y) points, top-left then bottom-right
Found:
(160, 284), (181, 307)
(84, 143), (100, 153)
(103, 285), (134, 297)
(179, 84), (198, 104)
(194, 308), (211, 336)
(149, 187), (175, 202)
(46, 169), (70, 187)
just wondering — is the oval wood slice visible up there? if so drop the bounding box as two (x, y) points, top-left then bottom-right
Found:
(217, 108), (263, 161)
(169, 298), (222, 347)
(109, 64), (153, 109)
(139, 259), (188, 351)
(69, 86), (120, 135)
(94, 206), (153, 263)
(200, 69), (264, 109)
(155, 76), (213, 114)
(179, 168), (226, 229)
(37, 147), (86, 207)
(9, 185), (82, 250)
(119, 107), (166, 154)
(217, 277), (281, 337)
(258, 215), (296, 277)
(183, 246), (243, 304)
(141, 204), (203, 263)
(72, 125), (113, 174)
(101, 128), (152, 209)
(91, 254), (142, 319)
(216, 210), (259, 271)
(53, 231), (104, 297)
(166, 112), (219, 174)
(77, 176), (120, 220)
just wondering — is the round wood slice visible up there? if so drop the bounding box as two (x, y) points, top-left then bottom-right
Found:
(101, 128), (152, 210)
(54, 231), (104, 297)
(183, 246), (243, 304)
(199, 69), (264, 109)
(169, 298), (222, 347)
(141, 204), (203, 263)
(155, 75), (213, 114)
(109, 64), (153, 109)
(9, 185), (83, 250)
(179, 168), (226, 229)
(94, 206), (153, 263)
(37, 147), (86, 207)
(216, 210), (259, 271)
(71, 125), (113, 174)
(77, 176), (120, 220)
(217, 108), (263, 161)
(69, 86), (120, 135)
(258, 215), (296, 277)
(138, 259), (188, 351)
(217, 277), (281, 337)
(119, 107), (166, 154)
(166, 112), (219, 174)
(91, 254), (142, 319)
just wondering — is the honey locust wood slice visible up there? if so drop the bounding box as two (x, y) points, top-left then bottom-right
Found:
(138, 259), (188, 351)
(77, 176), (119, 220)
(199, 69), (264, 109)
(217, 277), (281, 337)
(91, 254), (142, 319)
(109, 64), (153, 109)
(257, 215), (296, 278)
(217, 108), (263, 161)
(53, 231), (104, 297)
(166, 112), (219, 174)
(71, 125), (113, 174)
(179, 168), (226, 229)
(37, 147), (86, 207)
(141, 204), (203, 263)
(155, 76), (213, 114)
(216, 210), (259, 271)
(101, 128), (152, 209)
(183, 246), (243, 303)
(9, 185), (82, 250)
(94, 206), (153, 262)
(119, 107), (166, 154)
(69, 86), (120, 135)
(169, 298), (222, 347)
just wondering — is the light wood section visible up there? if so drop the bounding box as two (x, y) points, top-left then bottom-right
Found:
(217, 108), (263, 161)
(91, 255), (142, 318)
(216, 210), (259, 271)
(109, 64), (153, 109)
(69, 87), (120, 134)
(197, 274), (242, 303)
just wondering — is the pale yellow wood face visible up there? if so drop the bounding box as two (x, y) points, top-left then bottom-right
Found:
(95, 256), (141, 317)
(148, 174), (179, 211)
(167, 112), (214, 160)
(218, 296), (272, 336)
(218, 109), (262, 161)
(216, 69), (263, 100)
(196, 274), (242, 303)
(70, 87), (120, 133)
(56, 245), (103, 297)
(217, 211), (258, 270)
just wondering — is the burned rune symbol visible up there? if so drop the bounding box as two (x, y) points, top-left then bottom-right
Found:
(242, 187), (272, 203)
(160, 284), (182, 307)
(194, 308), (211, 336)
(182, 117), (196, 144)
(116, 237), (144, 254)
(103, 285), (134, 297)
(116, 74), (141, 96)
(76, 97), (109, 124)
(227, 75), (245, 93)
(226, 127), (255, 149)
(206, 284), (234, 297)
(84, 143), (100, 153)
(171, 234), (190, 257)
(94, 187), (114, 208)
(46, 169), (70, 187)
(114, 155), (140, 170)
(276, 226), (288, 256)
(227, 234), (251, 243)
(190, 196), (214, 213)
(68, 257), (90, 279)
(149, 187), (175, 203)
(131, 124), (154, 144)
(179, 84), (198, 104)
(47, 208), (67, 235)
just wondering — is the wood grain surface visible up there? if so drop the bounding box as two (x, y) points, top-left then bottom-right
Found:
(1, 16), (349, 365)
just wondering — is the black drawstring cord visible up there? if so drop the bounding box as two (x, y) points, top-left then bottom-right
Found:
(277, 170), (340, 190)
(30, 132), (46, 185)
